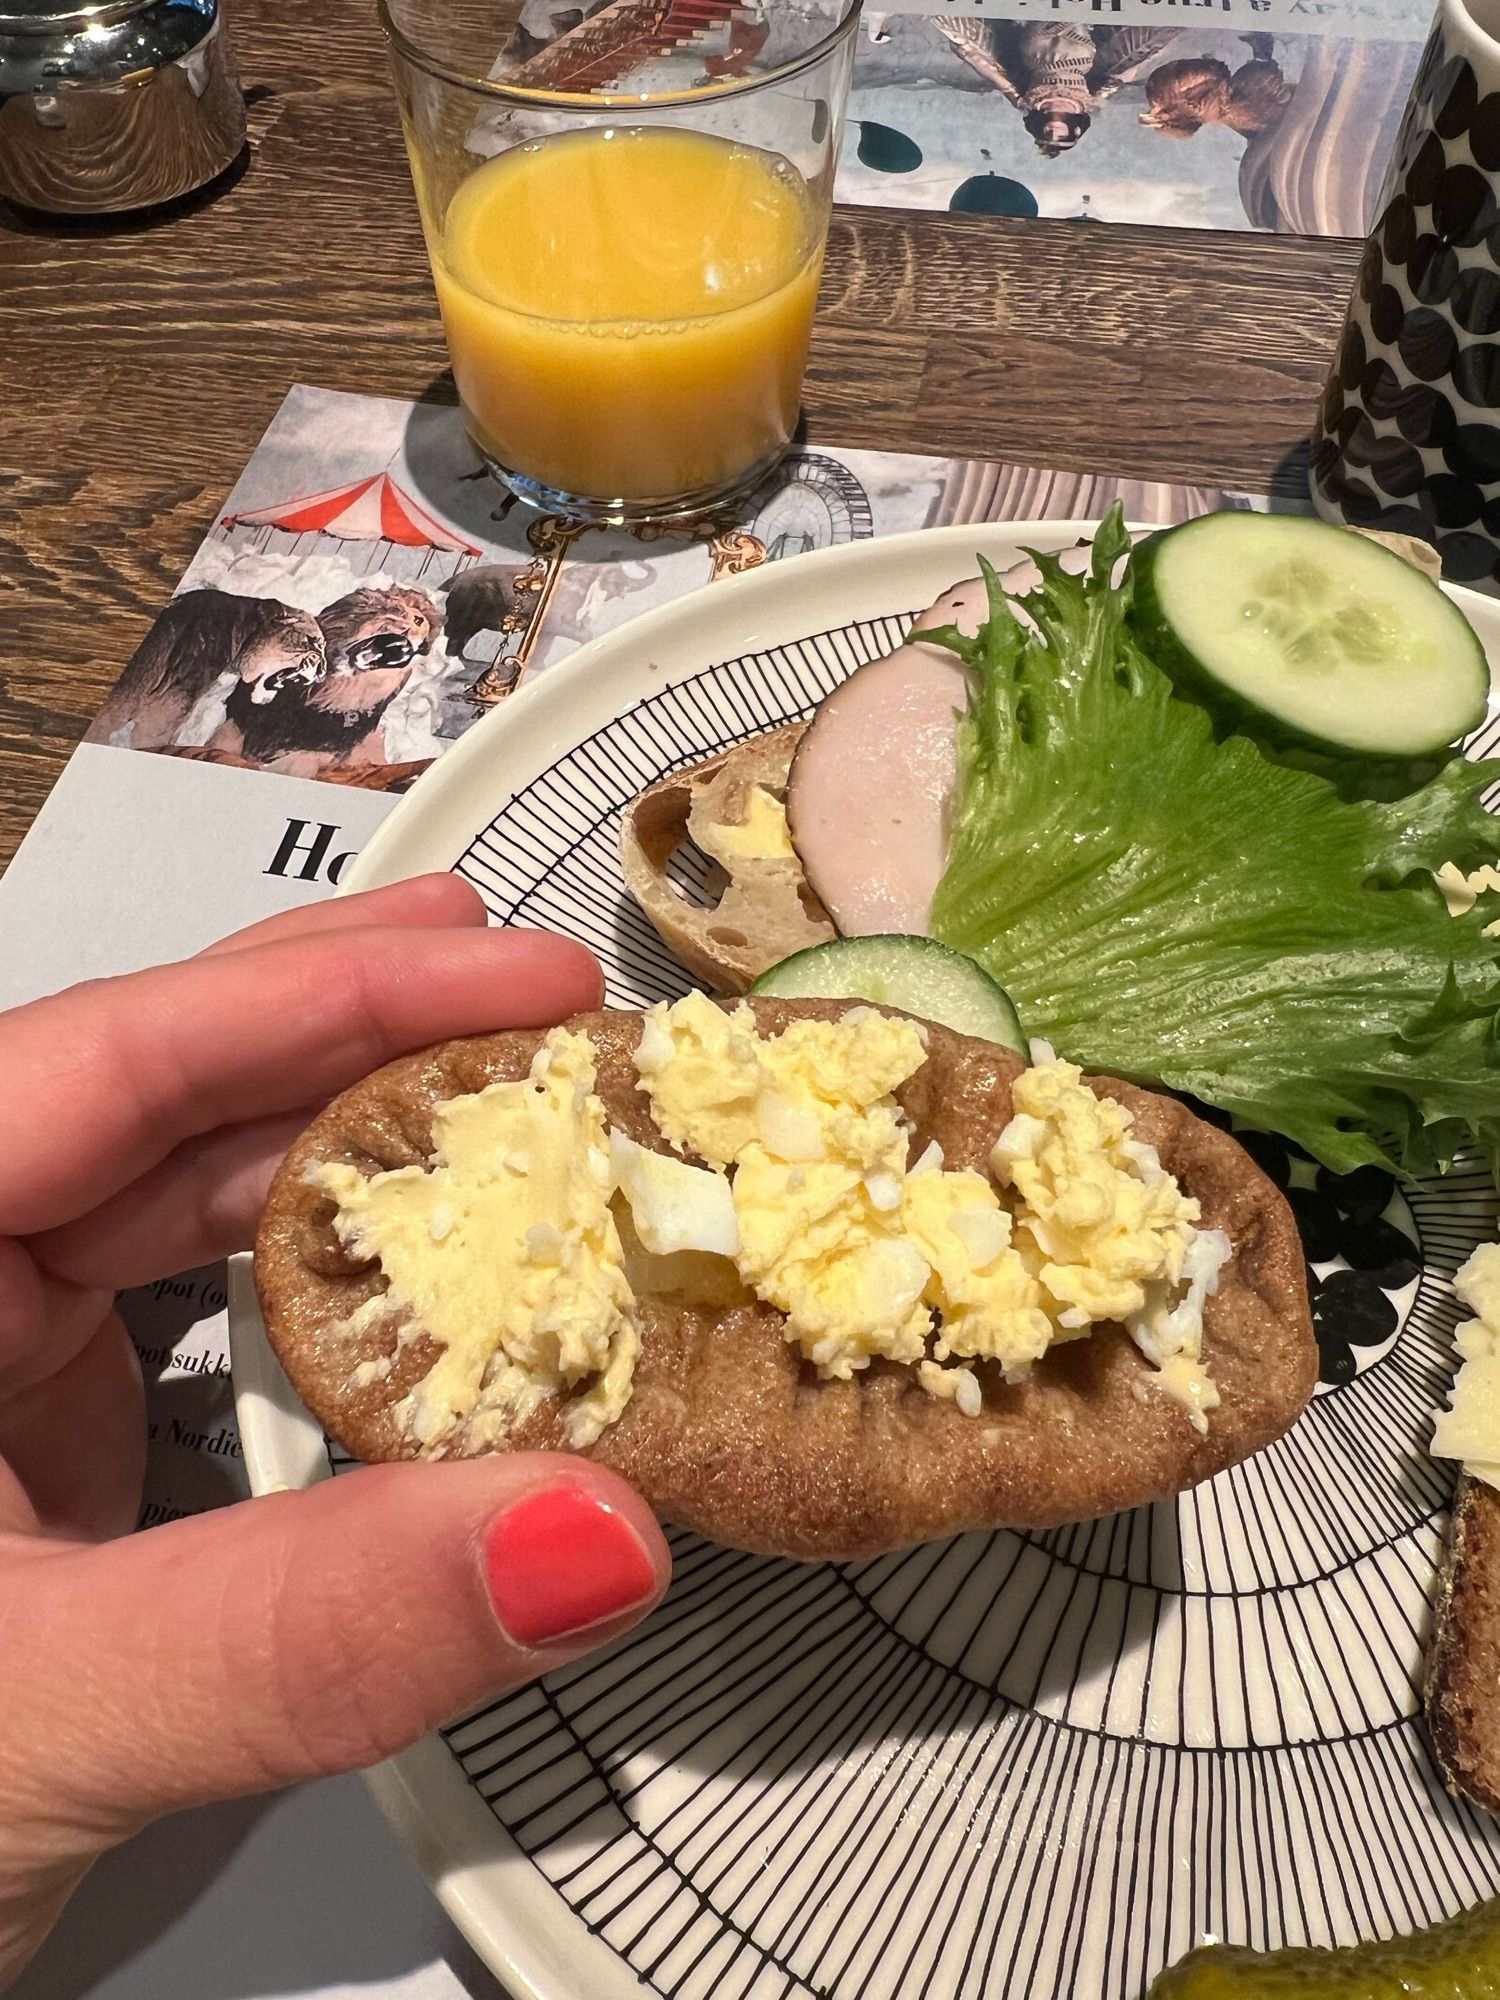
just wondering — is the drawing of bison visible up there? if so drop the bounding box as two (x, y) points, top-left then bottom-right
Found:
(438, 562), (525, 662)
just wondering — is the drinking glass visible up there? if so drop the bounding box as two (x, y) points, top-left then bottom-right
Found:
(379, 0), (861, 525)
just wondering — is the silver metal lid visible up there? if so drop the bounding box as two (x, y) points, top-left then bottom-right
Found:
(0, 0), (244, 213)
(0, 0), (155, 30)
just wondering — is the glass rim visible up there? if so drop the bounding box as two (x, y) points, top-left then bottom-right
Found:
(376, 0), (863, 110)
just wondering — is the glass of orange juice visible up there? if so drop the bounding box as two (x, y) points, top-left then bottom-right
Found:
(379, 0), (861, 524)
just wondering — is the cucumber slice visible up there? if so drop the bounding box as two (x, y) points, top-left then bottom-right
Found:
(750, 936), (1025, 1052)
(1130, 514), (1489, 759)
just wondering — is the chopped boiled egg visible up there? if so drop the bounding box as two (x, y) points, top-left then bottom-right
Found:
(991, 1058), (1220, 1426)
(633, 988), (761, 1167)
(640, 996), (936, 1378)
(1125, 1229), (1230, 1431)
(609, 1131), (739, 1258)
(919, 1359), (983, 1417)
(733, 1147), (933, 1374)
(637, 997), (1224, 1420)
(902, 1169), (1053, 1378)
(755, 1089), (826, 1163)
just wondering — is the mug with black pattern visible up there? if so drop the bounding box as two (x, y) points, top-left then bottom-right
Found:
(1311, 0), (1500, 585)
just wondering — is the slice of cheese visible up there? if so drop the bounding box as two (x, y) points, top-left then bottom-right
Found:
(1433, 1242), (1500, 1495)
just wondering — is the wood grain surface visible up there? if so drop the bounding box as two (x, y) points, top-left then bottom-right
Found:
(0, 0), (1362, 875)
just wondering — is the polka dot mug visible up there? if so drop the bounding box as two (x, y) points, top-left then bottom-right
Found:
(1312, 0), (1500, 585)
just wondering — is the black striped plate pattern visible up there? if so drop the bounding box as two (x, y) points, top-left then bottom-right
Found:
(349, 615), (1500, 1996)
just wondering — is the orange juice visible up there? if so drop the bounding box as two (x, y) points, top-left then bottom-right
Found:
(432, 126), (823, 505)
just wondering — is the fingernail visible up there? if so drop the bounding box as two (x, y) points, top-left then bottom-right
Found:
(482, 1485), (659, 1649)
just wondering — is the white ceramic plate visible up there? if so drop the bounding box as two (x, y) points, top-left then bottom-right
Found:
(232, 521), (1500, 2000)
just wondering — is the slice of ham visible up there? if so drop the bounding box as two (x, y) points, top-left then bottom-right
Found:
(785, 547), (1100, 937)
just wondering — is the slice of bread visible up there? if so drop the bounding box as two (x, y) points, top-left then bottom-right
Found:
(1353, 527), (1444, 581)
(254, 1000), (1317, 1561)
(619, 721), (834, 992)
(1426, 1473), (1500, 1812)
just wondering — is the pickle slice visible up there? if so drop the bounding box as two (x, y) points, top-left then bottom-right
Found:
(1151, 1897), (1500, 1998)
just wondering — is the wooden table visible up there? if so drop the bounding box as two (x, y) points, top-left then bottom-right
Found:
(0, 0), (1362, 874)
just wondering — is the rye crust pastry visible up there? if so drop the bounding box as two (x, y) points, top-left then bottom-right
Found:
(254, 1000), (1316, 1561)
(1425, 1473), (1500, 1813)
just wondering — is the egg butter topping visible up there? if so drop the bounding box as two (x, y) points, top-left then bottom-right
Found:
(636, 993), (1227, 1427)
(319, 997), (1231, 1448)
(317, 1027), (638, 1453)
(991, 1058), (1225, 1427)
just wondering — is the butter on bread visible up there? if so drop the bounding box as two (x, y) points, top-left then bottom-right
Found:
(619, 722), (834, 992)
(1426, 1475), (1500, 1812)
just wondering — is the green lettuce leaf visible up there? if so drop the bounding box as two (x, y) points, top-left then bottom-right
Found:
(925, 506), (1500, 1179)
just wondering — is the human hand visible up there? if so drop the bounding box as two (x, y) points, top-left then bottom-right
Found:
(0, 878), (671, 1987)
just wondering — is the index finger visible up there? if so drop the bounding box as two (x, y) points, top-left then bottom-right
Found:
(0, 923), (603, 1237)
(197, 874), (488, 958)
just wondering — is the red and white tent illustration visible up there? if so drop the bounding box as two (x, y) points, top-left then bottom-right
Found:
(222, 472), (481, 576)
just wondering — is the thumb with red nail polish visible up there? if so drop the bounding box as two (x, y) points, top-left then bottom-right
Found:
(0, 1456), (669, 1985)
